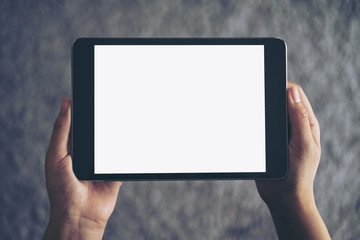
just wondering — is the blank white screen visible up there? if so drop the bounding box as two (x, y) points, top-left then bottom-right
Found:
(94, 45), (266, 173)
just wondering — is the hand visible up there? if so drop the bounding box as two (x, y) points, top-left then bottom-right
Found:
(44, 98), (121, 240)
(255, 81), (331, 240)
(256, 81), (321, 204)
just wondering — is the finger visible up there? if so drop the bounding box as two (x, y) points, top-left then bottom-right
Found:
(46, 98), (72, 165)
(298, 88), (320, 146)
(288, 87), (312, 146)
(287, 81), (320, 146)
(287, 81), (317, 126)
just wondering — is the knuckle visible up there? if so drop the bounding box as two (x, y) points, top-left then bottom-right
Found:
(298, 108), (309, 119)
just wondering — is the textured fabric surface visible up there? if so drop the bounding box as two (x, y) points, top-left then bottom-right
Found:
(1, 0), (359, 239)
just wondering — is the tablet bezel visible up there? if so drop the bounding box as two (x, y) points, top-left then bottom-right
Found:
(72, 38), (287, 181)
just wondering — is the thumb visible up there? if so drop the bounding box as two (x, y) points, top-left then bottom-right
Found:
(46, 98), (71, 170)
(288, 87), (312, 145)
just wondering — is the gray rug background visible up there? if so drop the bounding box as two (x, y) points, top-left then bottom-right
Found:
(1, 0), (359, 239)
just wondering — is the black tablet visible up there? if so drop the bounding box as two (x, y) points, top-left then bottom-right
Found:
(72, 38), (287, 181)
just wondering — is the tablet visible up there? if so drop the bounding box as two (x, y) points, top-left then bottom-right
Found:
(72, 38), (288, 180)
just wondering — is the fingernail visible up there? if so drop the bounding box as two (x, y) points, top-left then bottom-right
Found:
(60, 98), (69, 114)
(291, 87), (301, 103)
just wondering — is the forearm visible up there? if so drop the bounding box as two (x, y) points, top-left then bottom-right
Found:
(44, 213), (107, 240)
(266, 194), (331, 240)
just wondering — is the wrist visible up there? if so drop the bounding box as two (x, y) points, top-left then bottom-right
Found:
(265, 190), (317, 214)
(44, 210), (107, 240)
(264, 189), (331, 240)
